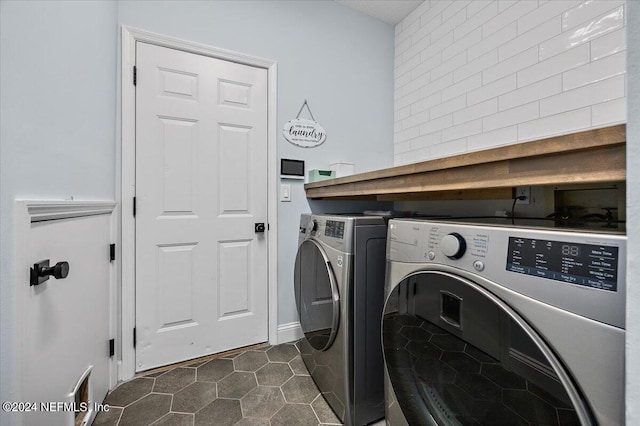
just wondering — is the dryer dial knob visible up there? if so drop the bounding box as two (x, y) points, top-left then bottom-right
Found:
(441, 233), (466, 259)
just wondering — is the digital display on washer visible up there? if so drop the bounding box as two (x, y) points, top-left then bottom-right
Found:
(506, 237), (619, 291)
(325, 220), (345, 239)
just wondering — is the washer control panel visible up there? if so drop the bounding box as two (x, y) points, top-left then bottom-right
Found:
(324, 220), (345, 239)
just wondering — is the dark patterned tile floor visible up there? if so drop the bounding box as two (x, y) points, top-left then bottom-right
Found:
(94, 342), (357, 426)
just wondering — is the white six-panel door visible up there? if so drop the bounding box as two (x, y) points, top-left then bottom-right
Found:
(135, 42), (268, 371)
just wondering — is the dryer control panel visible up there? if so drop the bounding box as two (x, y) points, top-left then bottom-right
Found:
(507, 237), (619, 292)
(387, 218), (627, 329)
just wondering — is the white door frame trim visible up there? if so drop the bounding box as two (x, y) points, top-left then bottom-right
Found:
(119, 26), (278, 381)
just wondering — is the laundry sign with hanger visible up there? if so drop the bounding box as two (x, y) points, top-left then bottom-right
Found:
(283, 100), (326, 148)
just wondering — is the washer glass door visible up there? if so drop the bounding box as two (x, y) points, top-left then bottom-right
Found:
(383, 272), (593, 426)
(294, 239), (340, 351)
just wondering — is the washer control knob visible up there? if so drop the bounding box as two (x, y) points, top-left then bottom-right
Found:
(473, 260), (485, 272)
(428, 251), (436, 260)
(441, 233), (466, 259)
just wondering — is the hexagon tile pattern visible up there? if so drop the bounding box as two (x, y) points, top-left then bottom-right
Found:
(94, 342), (386, 426)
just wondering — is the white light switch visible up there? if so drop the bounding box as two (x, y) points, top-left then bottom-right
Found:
(280, 184), (291, 202)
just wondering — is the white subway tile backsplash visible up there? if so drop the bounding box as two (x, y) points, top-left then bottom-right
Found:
(467, 0), (494, 17)
(411, 131), (443, 150)
(430, 94), (467, 120)
(395, 71), (411, 91)
(401, 72), (431, 97)
(467, 74), (517, 105)
(421, 73), (454, 98)
(401, 147), (431, 164)
(443, 74), (483, 101)
(592, 97), (626, 127)
(430, 138), (468, 159)
(442, 119), (482, 142)
(401, 40), (427, 65)
(563, 51), (625, 91)
(412, 14), (441, 44)
(395, 140), (412, 154)
(432, 8), (467, 43)
(499, 75), (562, 111)
(393, 0), (626, 165)
(395, 90), (420, 111)
(442, 0), (470, 23)
(454, 98), (498, 125)
(540, 6), (624, 60)
(395, 18), (420, 47)
(483, 101), (539, 132)
(411, 93), (442, 115)
(411, 53), (442, 80)
(484, 0), (537, 37)
(395, 54), (421, 79)
(443, 27), (482, 62)
(467, 125), (518, 151)
(420, 114), (453, 135)
(517, 107), (591, 141)
(540, 75), (625, 117)
(562, 0), (624, 31)
(499, 16), (561, 61)
(395, 106), (411, 122)
(455, 1), (497, 41)
(403, 110), (431, 130)
(421, 0), (455, 27)
(395, 36), (412, 58)
(431, 52), (467, 81)
(591, 27), (626, 60)
(400, 0), (428, 32)
(517, 0), (580, 35)
(396, 126), (420, 143)
(420, 31), (455, 63)
(454, 50), (499, 83)
(498, 1), (519, 14)
(468, 23), (517, 62)
(483, 47), (538, 84)
(517, 43), (589, 86)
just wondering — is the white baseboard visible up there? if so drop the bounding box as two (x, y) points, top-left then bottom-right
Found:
(277, 321), (303, 344)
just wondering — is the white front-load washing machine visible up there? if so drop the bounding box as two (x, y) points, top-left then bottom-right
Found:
(383, 218), (626, 426)
(294, 213), (387, 425)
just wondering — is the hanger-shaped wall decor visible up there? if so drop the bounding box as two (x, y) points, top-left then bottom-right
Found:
(282, 100), (327, 148)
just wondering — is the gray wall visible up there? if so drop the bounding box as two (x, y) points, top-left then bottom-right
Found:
(0, 0), (393, 417)
(0, 1), (117, 421)
(117, 0), (395, 326)
(626, 1), (640, 423)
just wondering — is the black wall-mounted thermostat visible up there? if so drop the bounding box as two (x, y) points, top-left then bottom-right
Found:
(280, 159), (305, 179)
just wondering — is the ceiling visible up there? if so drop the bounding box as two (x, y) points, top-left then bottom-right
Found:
(335, 0), (424, 25)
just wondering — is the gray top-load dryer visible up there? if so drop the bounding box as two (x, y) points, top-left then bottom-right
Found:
(295, 213), (387, 425)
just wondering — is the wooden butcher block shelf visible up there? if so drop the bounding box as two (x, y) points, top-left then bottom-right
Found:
(304, 124), (626, 201)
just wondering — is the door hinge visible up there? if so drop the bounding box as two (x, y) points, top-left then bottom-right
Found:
(133, 327), (137, 348)
(109, 339), (115, 357)
(133, 65), (137, 86)
(109, 243), (116, 262)
(133, 197), (136, 217)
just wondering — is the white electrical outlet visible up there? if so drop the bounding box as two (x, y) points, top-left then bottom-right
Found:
(515, 186), (531, 205)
